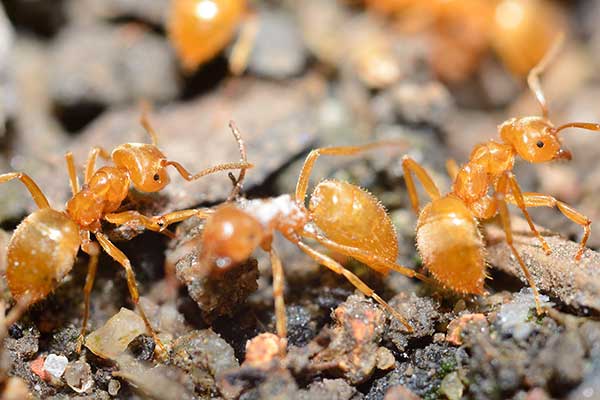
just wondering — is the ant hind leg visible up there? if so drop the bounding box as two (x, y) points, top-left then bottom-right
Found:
(269, 248), (287, 339)
(77, 236), (100, 352)
(295, 141), (408, 204)
(94, 232), (167, 358)
(65, 152), (80, 195)
(296, 241), (414, 332)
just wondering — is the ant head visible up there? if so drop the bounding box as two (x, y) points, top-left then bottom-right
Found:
(200, 204), (264, 272)
(499, 116), (571, 163)
(112, 144), (171, 192)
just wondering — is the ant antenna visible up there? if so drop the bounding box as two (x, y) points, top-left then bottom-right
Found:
(554, 122), (600, 135)
(226, 121), (249, 201)
(527, 32), (565, 119)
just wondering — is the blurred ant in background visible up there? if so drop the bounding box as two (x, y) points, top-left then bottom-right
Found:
(401, 35), (599, 313)
(364, 0), (565, 82)
(167, 0), (257, 74)
(0, 112), (251, 355)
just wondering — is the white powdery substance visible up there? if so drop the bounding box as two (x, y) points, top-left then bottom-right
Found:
(497, 288), (552, 340)
(43, 354), (69, 379)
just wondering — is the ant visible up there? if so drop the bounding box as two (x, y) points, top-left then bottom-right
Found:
(146, 140), (432, 340)
(1, 113), (252, 356)
(365, 0), (563, 82)
(167, 0), (257, 74)
(401, 36), (599, 314)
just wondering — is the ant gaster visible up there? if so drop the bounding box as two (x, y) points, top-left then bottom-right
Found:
(151, 141), (432, 340)
(401, 36), (599, 313)
(1, 114), (252, 355)
(167, 0), (256, 74)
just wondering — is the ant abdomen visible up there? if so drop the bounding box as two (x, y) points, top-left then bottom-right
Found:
(416, 195), (485, 294)
(6, 208), (81, 304)
(309, 179), (398, 274)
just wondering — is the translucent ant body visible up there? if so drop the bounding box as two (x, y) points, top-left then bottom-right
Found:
(167, 0), (255, 74)
(402, 38), (599, 313)
(1, 115), (252, 354)
(155, 143), (431, 339)
(365, 0), (563, 81)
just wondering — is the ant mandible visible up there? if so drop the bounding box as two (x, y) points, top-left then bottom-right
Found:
(147, 140), (432, 340)
(1, 114), (252, 355)
(401, 36), (599, 314)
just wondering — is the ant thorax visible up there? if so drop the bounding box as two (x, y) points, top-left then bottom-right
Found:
(238, 194), (308, 234)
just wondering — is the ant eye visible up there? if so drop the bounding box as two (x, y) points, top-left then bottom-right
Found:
(153, 173), (160, 182)
(536, 141), (544, 148)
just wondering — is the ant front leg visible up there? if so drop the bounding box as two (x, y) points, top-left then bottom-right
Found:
(94, 232), (167, 358)
(506, 192), (591, 261)
(401, 156), (441, 215)
(496, 174), (544, 315)
(295, 241), (414, 332)
(105, 208), (214, 232)
(0, 172), (50, 209)
(503, 173), (552, 255)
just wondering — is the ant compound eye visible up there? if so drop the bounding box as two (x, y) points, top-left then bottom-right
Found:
(536, 140), (544, 148)
(153, 173), (160, 182)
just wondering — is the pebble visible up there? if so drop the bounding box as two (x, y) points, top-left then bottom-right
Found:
(43, 354), (68, 379)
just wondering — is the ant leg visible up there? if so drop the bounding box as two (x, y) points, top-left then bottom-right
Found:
(504, 173), (552, 255)
(527, 32), (564, 119)
(302, 229), (432, 284)
(496, 175), (544, 315)
(94, 232), (167, 358)
(85, 146), (110, 184)
(105, 208), (214, 232)
(446, 158), (459, 181)
(506, 192), (591, 261)
(77, 234), (100, 352)
(269, 248), (287, 339)
(296, 241), (414, 332)
(229, 11), (259, 76)
(0, 172), (50, 209)
(139, 105), (159, 146)
(401, 156), (441, 215)
(65, 152), (80, 195)
(295, 141), (408, 204)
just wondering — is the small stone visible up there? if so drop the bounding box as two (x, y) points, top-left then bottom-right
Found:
(64, 360), (94, 394)
(108, 379), (121, 396)
(433, 333), (446, 343)
(384, 385), (422, 400)
(446, 314), (487, 346)
(244, 333), (287, 367)
(43, 354), (68, 379)
(440, 371), (464, 400)
(376, 347), (396, 370)
(85, 307), (146, 359)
